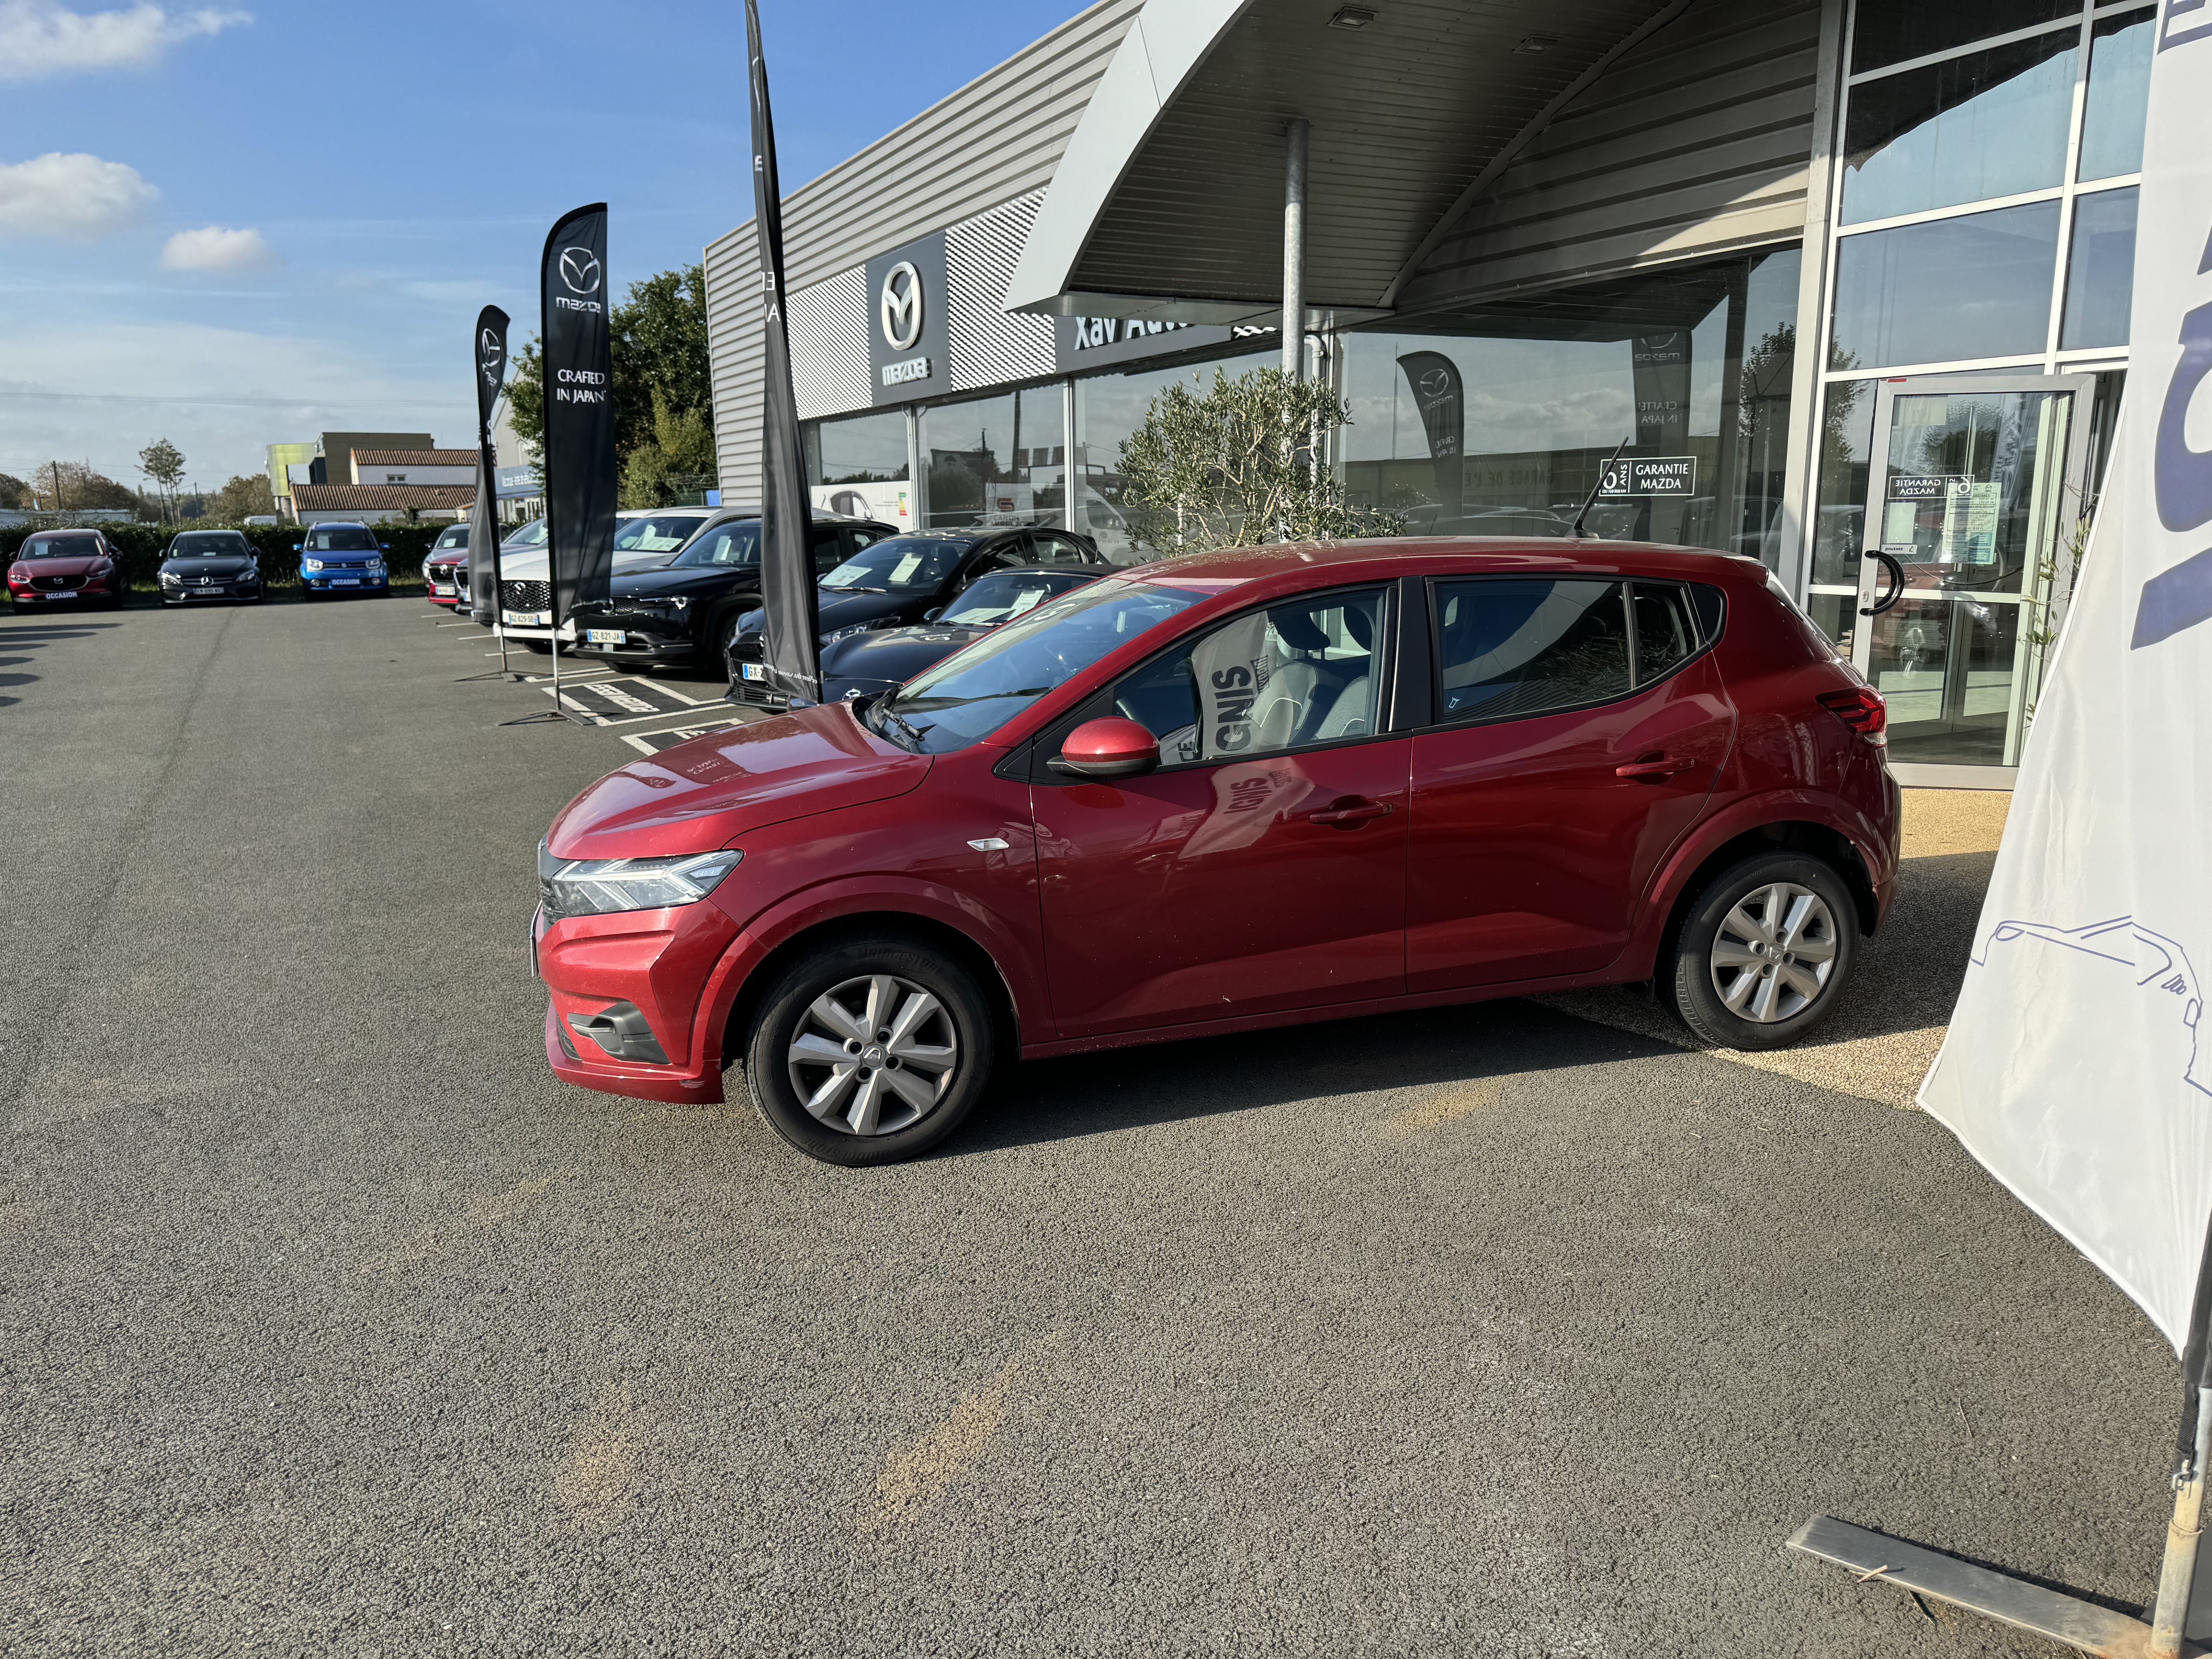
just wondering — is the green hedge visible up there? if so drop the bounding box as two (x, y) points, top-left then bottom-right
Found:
(0, 521), (445, 589)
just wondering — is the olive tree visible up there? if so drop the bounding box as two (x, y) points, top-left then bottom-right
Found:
(1115, 366), (1398, 556)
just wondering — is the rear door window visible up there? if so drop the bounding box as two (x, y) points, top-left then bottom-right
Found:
(1630, 584), (1697, 685)
(1432, 578), (1631, 722)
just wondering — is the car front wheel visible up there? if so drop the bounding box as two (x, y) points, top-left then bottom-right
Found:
(1667, 851), (1858, 1050)
(742, 934), (997, 1166)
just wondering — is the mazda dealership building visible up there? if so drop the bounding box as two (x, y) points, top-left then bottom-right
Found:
(702, 0), (2153, 787)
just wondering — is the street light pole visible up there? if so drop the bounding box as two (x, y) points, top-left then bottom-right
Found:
(1282, 117), (1309, 385)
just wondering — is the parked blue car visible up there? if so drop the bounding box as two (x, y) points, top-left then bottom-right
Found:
(295, 521), (390, 598)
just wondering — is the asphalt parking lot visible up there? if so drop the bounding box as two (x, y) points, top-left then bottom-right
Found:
(0, 593), (2192, 1656)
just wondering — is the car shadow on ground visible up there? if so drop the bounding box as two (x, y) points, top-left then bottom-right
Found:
(0, 618), (121, 707)
(958, 997), (1681, 1155)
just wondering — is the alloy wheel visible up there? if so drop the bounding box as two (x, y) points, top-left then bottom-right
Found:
(1709, 881), (1838, 1024)
(785, 973), (958, 1135)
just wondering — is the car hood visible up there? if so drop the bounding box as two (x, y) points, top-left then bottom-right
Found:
(822, 622), (989, 675)
(163, 558), (257, 576)
(815, 589), (921, 631)
(608, 564), (748, 601)
(547, 700), (931, 860)
(12, 555), (107, 576)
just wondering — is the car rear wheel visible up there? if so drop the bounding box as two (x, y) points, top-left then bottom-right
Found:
(742, 934), (996, 1166)
(1667, 851), (1858, 1051)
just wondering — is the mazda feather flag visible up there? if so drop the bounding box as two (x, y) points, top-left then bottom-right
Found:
(1397, 352), (1464, 528)
(1919, 9), (2212, 1352)
(744, 0), (819, 704)
(467, 305), (509, 626)
(539, 204), (617, 625)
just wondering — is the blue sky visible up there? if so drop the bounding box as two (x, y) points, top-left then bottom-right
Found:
(0, 0), (1080, 491)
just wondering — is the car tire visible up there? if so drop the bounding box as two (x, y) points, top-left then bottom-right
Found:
(1667, 850), (1859, 1051)
(742, 933), (997, 1166)
(715, 610), (749, 673)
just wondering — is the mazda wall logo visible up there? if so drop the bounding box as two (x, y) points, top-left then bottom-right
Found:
(880, 261), (923, 352)
(559, 247), (602, 297)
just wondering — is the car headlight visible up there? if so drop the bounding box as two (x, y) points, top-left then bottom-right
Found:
(302, 557), (323, 572)
(161, 571), (182, 585)
(821, 622), (881, 644)
(538, 841), (742, 919)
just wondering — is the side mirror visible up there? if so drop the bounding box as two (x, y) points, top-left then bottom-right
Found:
(1049, 716), (1159, 780)
(923, 607), (943, 622)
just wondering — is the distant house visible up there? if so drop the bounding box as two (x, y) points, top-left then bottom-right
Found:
(349, 448), (478, 488)
(289, 483), (475, 526)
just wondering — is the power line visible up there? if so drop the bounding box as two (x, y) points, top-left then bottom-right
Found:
(0, 391), (464, 408)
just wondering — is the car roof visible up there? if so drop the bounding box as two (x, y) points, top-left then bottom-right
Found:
(1115, 536), (1762, 587)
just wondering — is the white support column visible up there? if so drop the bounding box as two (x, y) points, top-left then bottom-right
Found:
(1774, 0), (1848, 599)
(1283, 117), (1310, 383)
(905, 403), (925, 532)
(1061, 376), (1080, 534)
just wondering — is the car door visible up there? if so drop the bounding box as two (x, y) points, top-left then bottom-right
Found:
(1033, 584), (1411, 1038)
(1405, 576), (1734, 991)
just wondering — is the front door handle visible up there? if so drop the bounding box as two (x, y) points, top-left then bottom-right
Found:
(1615, 755), (1697, 780)
(1303, 797), (1392, 828)
(1860, 548), (1906, 616)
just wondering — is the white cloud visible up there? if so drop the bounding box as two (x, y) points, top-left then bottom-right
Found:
(160, 225), (271, 271)
(0, 151), (156, 237)
(0, 1), (249, 81)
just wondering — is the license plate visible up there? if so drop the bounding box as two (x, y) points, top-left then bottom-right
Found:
(333, 578), (361, 586)
(504, 610), (551, 626)
(741, 663), (766, 682)
(586, 629), (624, 644)
(432, 583), (453, 595)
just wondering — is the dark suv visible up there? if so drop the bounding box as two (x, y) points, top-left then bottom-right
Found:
(569, 512), (896, 669)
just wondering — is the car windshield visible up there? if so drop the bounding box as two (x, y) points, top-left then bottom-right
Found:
(941, 571), (1093, 627)
(612, 514), (704, 565)
(171, 532), (248, 557)
(306, 526), (378, 552)
(21, 535), (99, 559)
(821, 536), (971, 592)
(871, 579), (1206, 754)
(503, 519), (548, 549)
(434, 526), (469, 549)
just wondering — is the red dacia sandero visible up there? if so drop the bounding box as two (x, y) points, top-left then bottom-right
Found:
(535, 539), (1898, 1164)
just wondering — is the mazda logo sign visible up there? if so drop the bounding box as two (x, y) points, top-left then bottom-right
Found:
(559, 247), (602, 297)
(880, 261), (923, 352)
(1418, 368), (1451, 400)
(479, 328), (503, 372)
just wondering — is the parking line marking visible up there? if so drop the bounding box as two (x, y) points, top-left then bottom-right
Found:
(618, 715), (753, 752)
(860, 1331), (1062, 1535)
(1380, 1080), (1503, 1138)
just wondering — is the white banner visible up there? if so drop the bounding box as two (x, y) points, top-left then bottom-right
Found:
(1918, 1), (2212, 1350)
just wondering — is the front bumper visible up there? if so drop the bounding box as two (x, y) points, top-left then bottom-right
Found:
(536, 897), (739, 1104)
(164, 580), (260, 602)
(303, 574), (388, 591)
(11, 581), (113, 603)
(570, 612), (699, 658)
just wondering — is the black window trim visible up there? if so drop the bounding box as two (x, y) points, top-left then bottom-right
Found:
(1418, 573), (1722, 737)
(1022, 578), (1403, 785)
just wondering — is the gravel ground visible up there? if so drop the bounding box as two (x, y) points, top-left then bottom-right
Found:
(0, 597), (2190, 1657)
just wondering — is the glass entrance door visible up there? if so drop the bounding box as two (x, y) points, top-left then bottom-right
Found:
(1850, 374), (2093, 782)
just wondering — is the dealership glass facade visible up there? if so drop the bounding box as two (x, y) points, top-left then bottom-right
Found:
(1803, 0), (2148, 772)
(1338, 248), (1802, 557)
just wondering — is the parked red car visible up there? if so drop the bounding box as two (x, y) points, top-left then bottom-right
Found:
(535, 539), (1898, 1165)
(7, 529), (125, 609)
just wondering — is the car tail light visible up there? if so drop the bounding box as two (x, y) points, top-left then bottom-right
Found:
(1817, 685), (1887, 746)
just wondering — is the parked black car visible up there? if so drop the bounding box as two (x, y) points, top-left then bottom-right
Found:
(157, 529), (264, 605)
(725, 524), (1109, 706)
(808, 565), (1107, 702)
(568, 512), (897, 668)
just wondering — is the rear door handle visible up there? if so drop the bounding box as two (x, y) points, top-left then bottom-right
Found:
(1303, 798), (1392, 827)
(1615, 756), (1696, 780)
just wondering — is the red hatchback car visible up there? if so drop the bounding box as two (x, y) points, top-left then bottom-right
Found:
(536, 539), (1898, 1165)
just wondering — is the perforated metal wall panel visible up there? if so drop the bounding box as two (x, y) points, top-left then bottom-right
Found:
(787, 268), (869, 423)
(947, 193), (1055, 393)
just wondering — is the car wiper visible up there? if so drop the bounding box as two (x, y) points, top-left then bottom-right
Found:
(874, 700), (927, 751)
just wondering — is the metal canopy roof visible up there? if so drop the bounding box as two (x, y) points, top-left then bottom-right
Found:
(1005, 0), (1690, 325)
